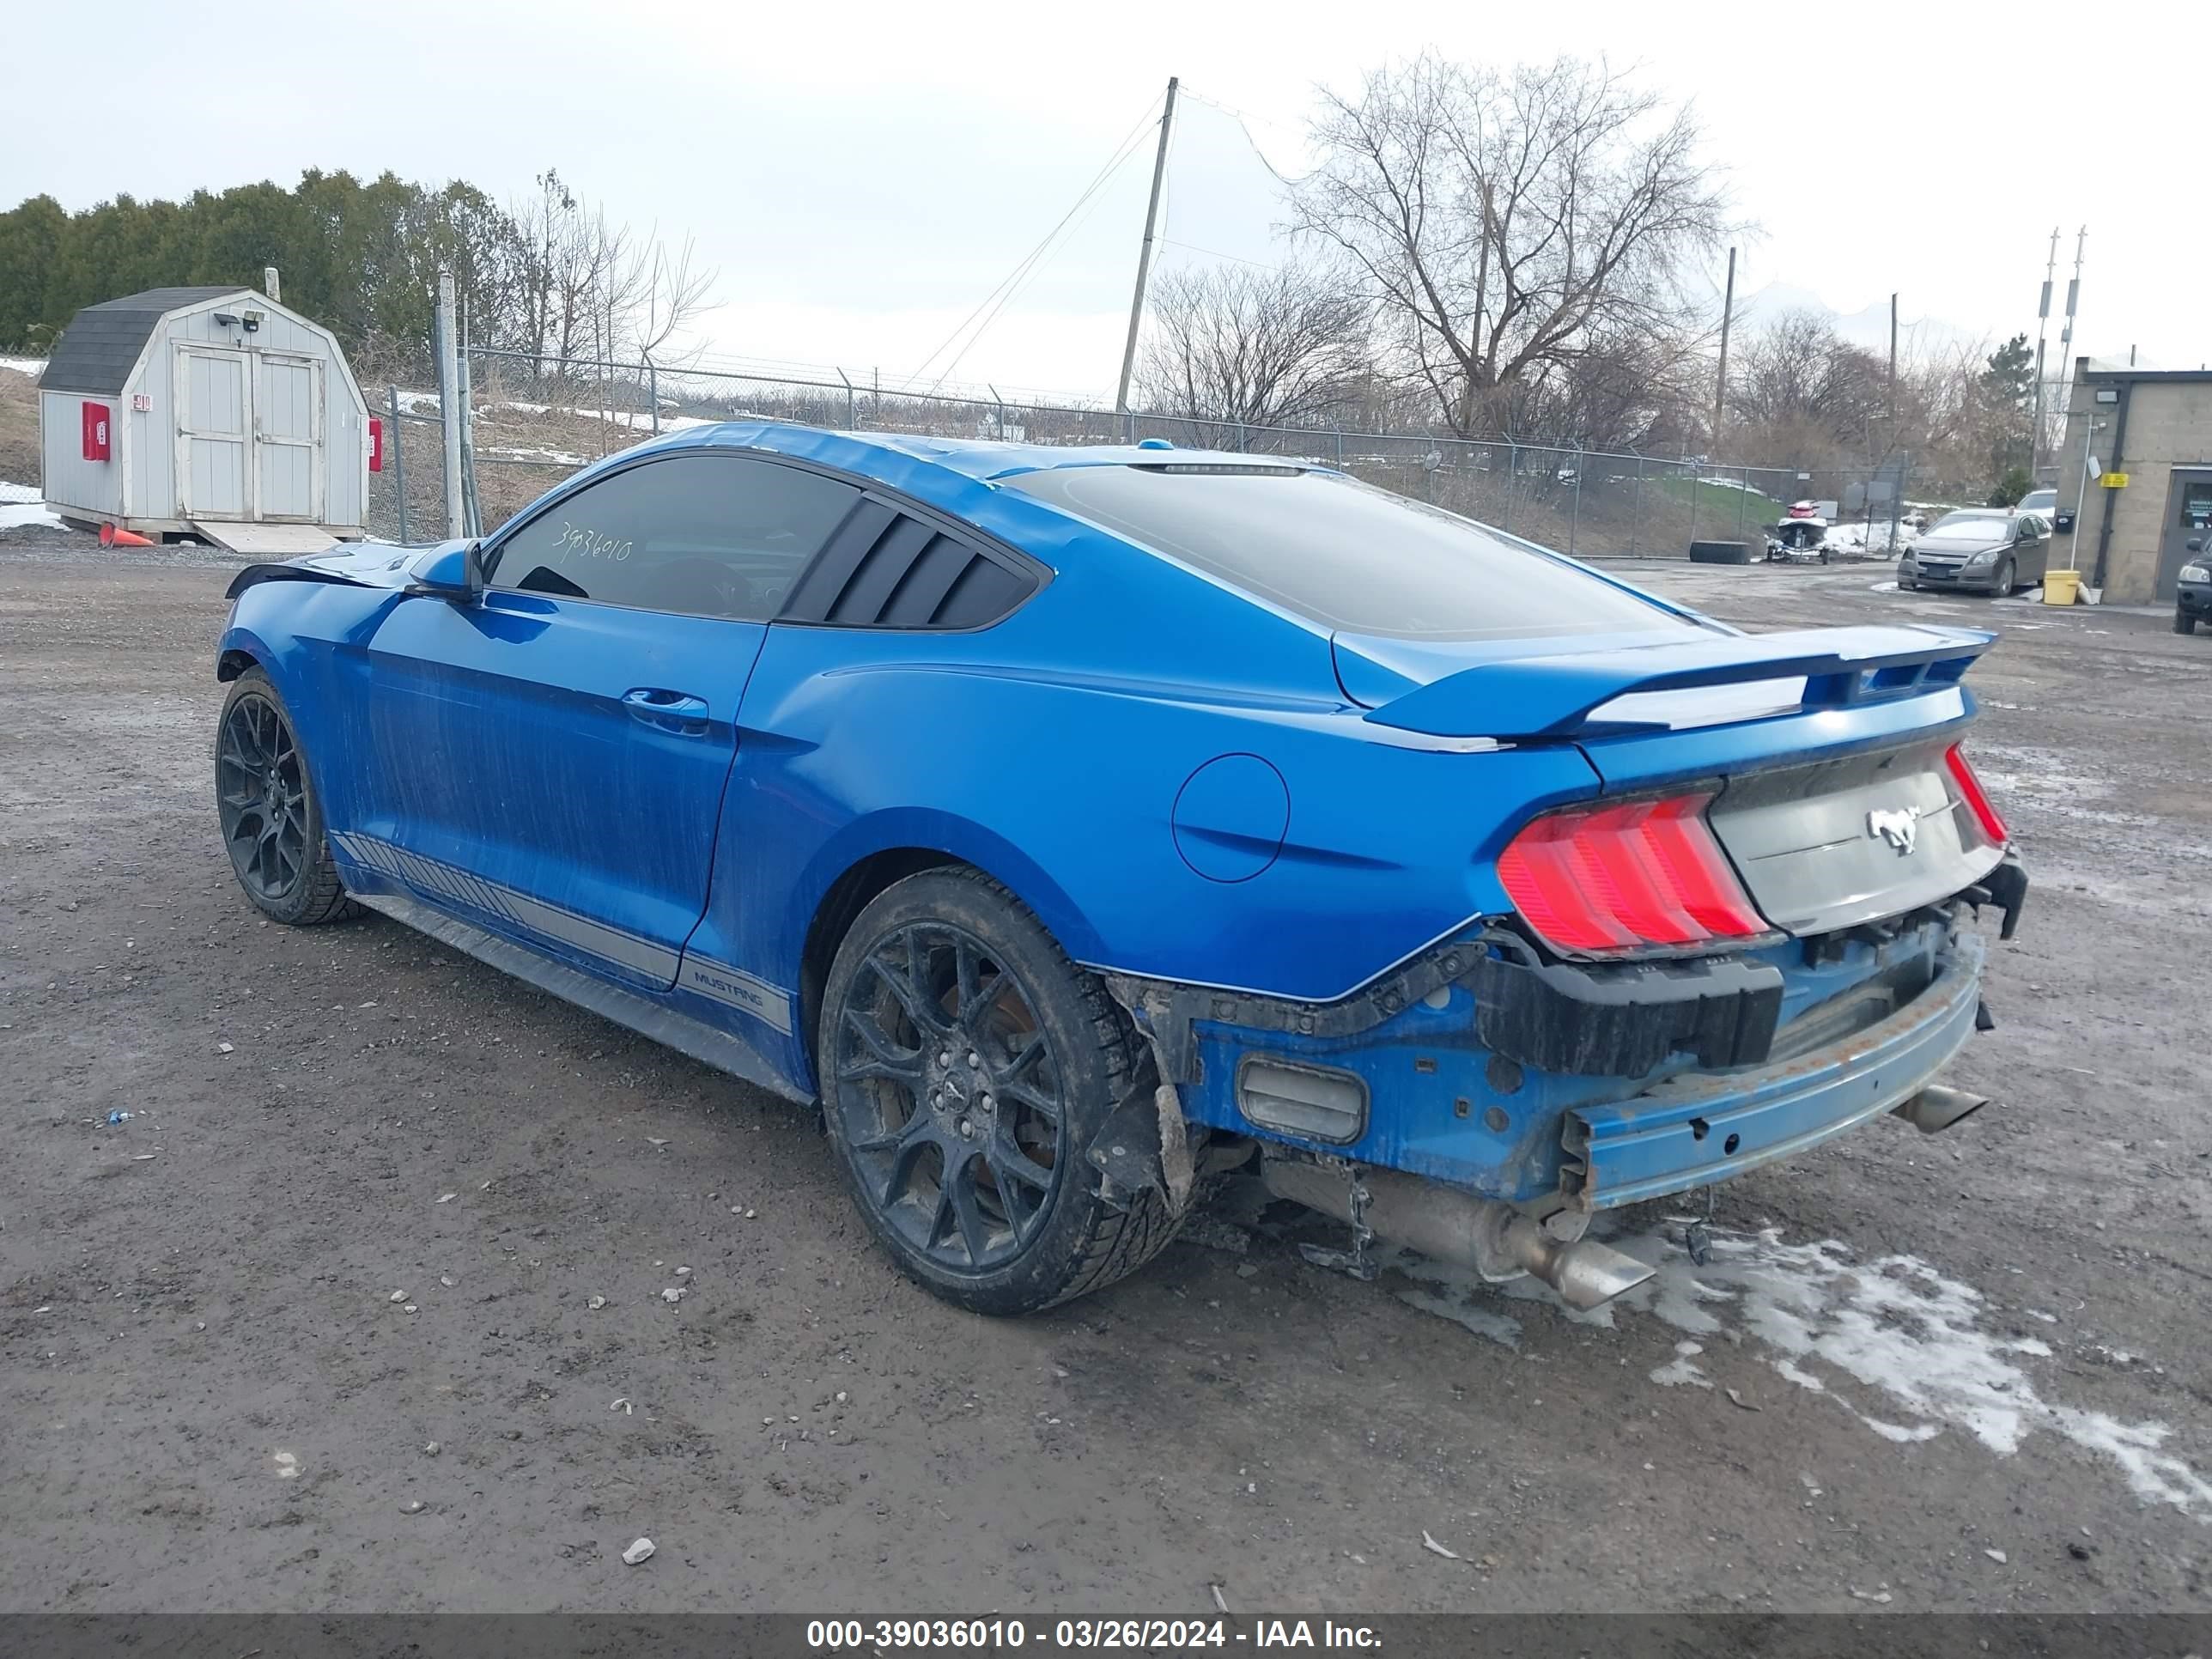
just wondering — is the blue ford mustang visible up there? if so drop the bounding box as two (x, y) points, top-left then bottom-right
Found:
(215, 424), (2027, 1315)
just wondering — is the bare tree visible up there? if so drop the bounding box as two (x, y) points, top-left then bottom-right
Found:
(1728, 311), (1887, 447)
(1293, 54), (1732, 439)
(507, 169), (718, 386)
(1492, 325), (1711, 452)
(1134, 261), (1370, 429)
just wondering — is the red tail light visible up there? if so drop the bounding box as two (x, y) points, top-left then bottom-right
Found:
(1498, 791), (1767, 955)
(1944, 744), (2008, 846)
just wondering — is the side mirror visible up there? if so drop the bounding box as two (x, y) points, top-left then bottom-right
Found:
(404, 541), (483, 605)
(2189, 538), (2204, 555)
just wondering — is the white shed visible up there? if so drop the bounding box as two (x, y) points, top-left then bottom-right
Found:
(39, 285), (369, 550)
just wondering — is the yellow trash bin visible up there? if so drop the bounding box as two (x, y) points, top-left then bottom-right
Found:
(2043, 568), (2081, 605)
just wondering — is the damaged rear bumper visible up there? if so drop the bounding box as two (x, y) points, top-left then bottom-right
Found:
(1561, 930), (1985, 1209)
(1109, 883), (2014, 1213)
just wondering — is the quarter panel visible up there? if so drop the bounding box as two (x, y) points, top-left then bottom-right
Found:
(706, 572), (1610, 1066)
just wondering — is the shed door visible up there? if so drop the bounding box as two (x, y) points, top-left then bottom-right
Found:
(176, 346), (252, 520)
(253, 351), (322, 523)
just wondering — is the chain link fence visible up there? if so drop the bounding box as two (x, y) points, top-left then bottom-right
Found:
(365, 389), (446, 546)
(366, 346), (1911, 561)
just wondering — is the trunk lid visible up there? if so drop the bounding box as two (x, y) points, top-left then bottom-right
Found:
(1343, 623), (2007, 939)
(1697, 736), (2001, 935)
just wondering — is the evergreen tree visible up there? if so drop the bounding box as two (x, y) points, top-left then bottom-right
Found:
(0, 173), (523, 366)
(1981, 333), (2035, 413)
(1978, 332), (2037, 477)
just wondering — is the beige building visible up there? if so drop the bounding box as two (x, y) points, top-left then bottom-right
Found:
(2054, 361), (2212, 605)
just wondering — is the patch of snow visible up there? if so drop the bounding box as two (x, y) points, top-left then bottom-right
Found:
(1825, 520), (1914, 555)
(1389, 1223), (2212, 1522)
(0, 356), (45, 379)
(1862, 1417), (1943, 1444)
(485, 446), (589, 467)
(1394, 1283), (1522, 1349)
(1650, 1340), (1711, 1388)
(394, 391), (440, 414)
(1773, 1357), (1828, 1393)
(477, 398), (726, 436)
(607, 409), (720, 433)
(0, 483), (59, 530)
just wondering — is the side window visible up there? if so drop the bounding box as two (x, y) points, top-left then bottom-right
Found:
(485, 454), (860, 621)
(781, 497), (1039, 629)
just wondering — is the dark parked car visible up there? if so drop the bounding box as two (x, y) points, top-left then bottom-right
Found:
(1898, 509), (2050, 596)
(2177, 536), (2211, 634)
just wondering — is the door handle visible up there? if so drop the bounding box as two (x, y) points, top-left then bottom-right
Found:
(622, 688), (710, 732)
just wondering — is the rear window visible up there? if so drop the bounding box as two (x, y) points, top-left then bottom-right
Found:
(1000, 465), (1694, 640)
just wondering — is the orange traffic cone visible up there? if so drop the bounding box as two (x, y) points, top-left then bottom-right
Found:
(100, 523), (155, 548)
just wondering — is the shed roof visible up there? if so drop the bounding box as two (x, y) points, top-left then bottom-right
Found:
(38, 286), (252, 396)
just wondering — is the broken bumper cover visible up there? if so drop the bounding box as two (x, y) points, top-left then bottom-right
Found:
(1562, 930), (1986, 1210)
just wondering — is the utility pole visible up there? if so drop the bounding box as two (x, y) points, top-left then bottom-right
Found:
(436, 269), (465, 540)
(1887, 292), (1901, 544)
(2056, 227), (2085, 446)
(1114, 76), (1180, 418)
(1711, 246), (1736, 451)
(1887, 292), (1898, 425)
(2029, 226), (2057, 472)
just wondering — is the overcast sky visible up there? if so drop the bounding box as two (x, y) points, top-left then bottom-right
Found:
(7, 0), (2182, 400)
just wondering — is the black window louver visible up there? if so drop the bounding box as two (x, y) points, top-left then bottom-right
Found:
(782, 497), (1038, 629)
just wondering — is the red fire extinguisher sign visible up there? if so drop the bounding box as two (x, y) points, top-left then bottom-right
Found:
(368, 416), (385, 473)
(81, 401), (112, 462)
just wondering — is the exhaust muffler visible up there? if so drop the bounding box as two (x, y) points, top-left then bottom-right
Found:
(1261, 1160), (1654, 1310)
(1891, 1083), (1990, 1135)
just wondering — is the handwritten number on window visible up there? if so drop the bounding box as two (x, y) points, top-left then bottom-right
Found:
(551, 520), (633, 562)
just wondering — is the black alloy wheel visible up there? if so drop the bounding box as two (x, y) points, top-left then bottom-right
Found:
(212, 668), (356, 926)
(218, 691), (308, 903)
(817, 867), (1182, 1314)
(830, 920), (1068, 1274)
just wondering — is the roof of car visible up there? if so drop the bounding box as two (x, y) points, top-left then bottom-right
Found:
(647, 420), (1320, 485)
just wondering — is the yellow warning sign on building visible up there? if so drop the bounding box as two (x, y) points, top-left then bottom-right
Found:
(2100, 471), (2130, 489)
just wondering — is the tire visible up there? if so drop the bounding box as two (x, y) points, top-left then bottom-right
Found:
(1898, 579), (1916, 592)
(817, 867), (1182, 1315)
(2177, 611), (2197, 635)
(1688, 540), (1751, 565)
(1989, 558), (2014, 597)
(214, 667), (358, 927)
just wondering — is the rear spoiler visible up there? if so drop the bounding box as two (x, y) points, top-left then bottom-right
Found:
(1363, 624), (1996, 741)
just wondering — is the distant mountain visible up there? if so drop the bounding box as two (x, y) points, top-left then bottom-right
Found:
(1732, 281), (1979, 355)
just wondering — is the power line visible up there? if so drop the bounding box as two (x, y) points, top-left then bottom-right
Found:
(1176, 87), (1319, 190)
(1158, 235), (1281, 272)
(934, 126), (1155, 391)
(908, 95), (1163, 387)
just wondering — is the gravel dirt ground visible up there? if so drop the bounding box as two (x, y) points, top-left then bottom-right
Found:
(1, 525), (2207, 1614)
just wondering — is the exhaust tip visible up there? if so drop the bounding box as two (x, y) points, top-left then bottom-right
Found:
(1548, 1240), (1657, 1310)
(1893, 1084), (1991, 1135)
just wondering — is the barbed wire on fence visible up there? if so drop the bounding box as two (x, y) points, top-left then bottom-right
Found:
(366, 346), (1915, 563)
